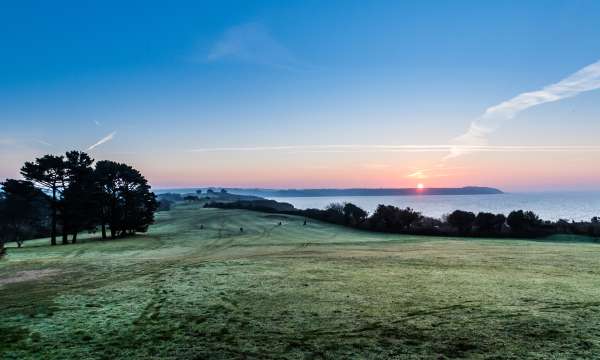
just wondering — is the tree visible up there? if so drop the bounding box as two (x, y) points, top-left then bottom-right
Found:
(0, 191), (5, 256)
(157, 193), (182, 202)
(369, 205), (422, 232)
(474, 212), (505, 234)
(94, 160), (157, 238)
(324, 202), (345, 224)
(183, 195), (200, 202)
(494, 214), (507, 233)
(21, 155), (67, 245)
(0, 180), (49, 248)
(369, 205), (397, 231)
(94, 160), (120, 239)
(342, 203), (368, 226)
(396, 207), (422, 231)
(555, 219), (571, 234)
(62, 151), (97, 243)
(447, 210), (476, 234)
(507, 210), (541, 234)
(117, 166), (157, 235)
(590, 217), (600, 237)
(9, 152), (158, 247)
(474, 212), (496, 233)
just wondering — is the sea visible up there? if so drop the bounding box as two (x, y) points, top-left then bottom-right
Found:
(265, 192), (600, 222)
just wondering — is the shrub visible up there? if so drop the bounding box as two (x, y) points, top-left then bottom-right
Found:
(447, 210), (476, 234)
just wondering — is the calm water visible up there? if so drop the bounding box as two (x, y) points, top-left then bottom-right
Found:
(267, 192), (600, 222)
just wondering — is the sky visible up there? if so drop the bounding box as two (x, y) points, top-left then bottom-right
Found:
(1, 0), (600, 191)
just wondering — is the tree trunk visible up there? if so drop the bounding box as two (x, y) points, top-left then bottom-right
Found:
(61, 203), (69, 245)
(101, 223), (107, 239)
(14, 230), (20, 248)
(14, 228), (20, 247)
(51, 187), (57, 246)
(72, 232), (77, 243)
(110, 198), (117, 240)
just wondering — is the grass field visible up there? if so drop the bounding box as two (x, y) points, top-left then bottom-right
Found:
(2, 203), (600, 359)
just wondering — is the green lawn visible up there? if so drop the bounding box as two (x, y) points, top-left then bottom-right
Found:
(2, 203), (600, 359)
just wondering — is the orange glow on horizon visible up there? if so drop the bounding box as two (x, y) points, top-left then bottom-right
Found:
(126, 149), (600, 192)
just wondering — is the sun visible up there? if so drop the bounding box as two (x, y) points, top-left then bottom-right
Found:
(417, 183), (425, 190)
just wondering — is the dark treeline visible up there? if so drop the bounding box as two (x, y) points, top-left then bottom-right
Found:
(0, 151), (157, 254)
(206, 200), (600, 239)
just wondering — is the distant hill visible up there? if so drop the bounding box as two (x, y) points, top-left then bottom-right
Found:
(156, 190), (262, 202)
(219, 186), (503, 197)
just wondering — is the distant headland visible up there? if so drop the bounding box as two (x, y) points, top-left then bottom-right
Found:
(155, 186), (503, 197)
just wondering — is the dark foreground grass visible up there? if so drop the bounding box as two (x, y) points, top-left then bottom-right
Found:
(2, 203), (600, 359)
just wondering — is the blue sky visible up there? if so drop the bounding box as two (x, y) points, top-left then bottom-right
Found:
(2, 1), (600, 190)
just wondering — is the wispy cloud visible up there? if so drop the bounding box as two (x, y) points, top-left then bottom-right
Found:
(190, 144), (600, 153)
(190, 145), (449, 153)
(407, 170), (428, 179)
(206, 22), (307, 71)
(94, 120), (102, 127)
(407, 165), (463, 179)
(448, 59), (600, 159)
(87, 131), (116, 151)
(35, 139), (53, 147)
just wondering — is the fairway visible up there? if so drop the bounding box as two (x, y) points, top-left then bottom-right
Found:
(2, 203), (600, 359)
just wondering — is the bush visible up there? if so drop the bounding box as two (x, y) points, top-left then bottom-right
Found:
(447, 210), (476, 234)
(474, 212), (505, 235)
(368, 205), (422, 232)
(343, 203), (368, 226)
(507, 210), (542, 235)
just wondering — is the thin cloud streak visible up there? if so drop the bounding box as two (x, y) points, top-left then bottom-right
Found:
(448, 59), (600, 158)
(87, 131), (116, 151)
(407, 170), (427, 179)
(190, 144), (600, 153)
(407, 167), (461, 179)
(206, 22), (311, 71)
(35, 140), (53, 146)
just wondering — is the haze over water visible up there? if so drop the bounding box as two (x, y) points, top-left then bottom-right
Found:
(268, 192), (600, 222)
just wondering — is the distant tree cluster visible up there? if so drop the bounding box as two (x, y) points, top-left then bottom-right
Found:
(205, 199), (295, 213)
(157, 199), (173, 212)
(183, 195), (200, 202)
(206, 200), (600, 239)
(156, 193), (183, 202)
(0, 151), (157, 252)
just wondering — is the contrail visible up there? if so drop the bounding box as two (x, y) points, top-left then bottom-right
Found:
(189, 144), (600, 153)
(35, 140), (53, 146)
(87, 131), (116, 151)
(447, 59), (600, 159)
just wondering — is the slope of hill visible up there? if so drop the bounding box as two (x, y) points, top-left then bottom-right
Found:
(1, 203), (600, 359)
